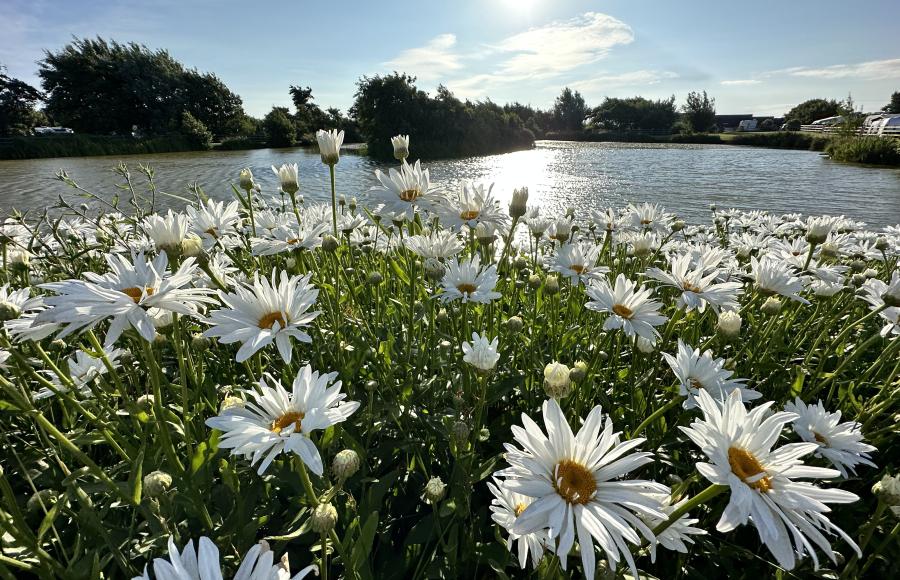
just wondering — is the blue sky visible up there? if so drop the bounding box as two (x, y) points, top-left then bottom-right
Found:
(2, 0), (899, 117)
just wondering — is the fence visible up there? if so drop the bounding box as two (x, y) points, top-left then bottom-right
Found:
(800, 125), (900, 137)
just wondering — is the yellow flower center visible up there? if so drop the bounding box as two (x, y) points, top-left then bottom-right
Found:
(400, 189), (420, 202)
(205, 227), (219, 238)
(514, 503), (528, 517)
(460, 210), (480, 221)
(612, 303), (634, 319)
(121, 286), (154, 304)
(683, 282), (703, 293)
(287, 238), (300, 245)
(570, 264), (587, 274)
(728, 447), (773, 492)
(554, 459), (597, 505)
(690, 378), (704, 390)
(640, 219), (652, 225)
(813, 431), (828, 445)
(456, 283), (477, 294)
(258, 311), (288, 330)
(271, 410), (304, 434)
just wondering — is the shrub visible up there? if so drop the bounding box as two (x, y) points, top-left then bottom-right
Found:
(180, 111), (213, 150)
(826, 136), (900, 165)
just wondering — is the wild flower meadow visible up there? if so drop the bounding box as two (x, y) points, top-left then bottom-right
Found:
(0, 131), (898, 579)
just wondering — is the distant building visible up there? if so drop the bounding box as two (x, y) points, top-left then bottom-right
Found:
(714, 114), (754, 132)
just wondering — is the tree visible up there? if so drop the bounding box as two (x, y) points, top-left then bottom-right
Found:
(552, 87), (588, 131)
(263, 107), (296, 147)
(180, 111), (212, 149)
(784, 98), (840, 125)
(882, 91), (900, 114)
(588, 96), (677, 133)
(38, 37), (246, 139)
(682, 91), (716, 133)
(0, 65), (45, 136)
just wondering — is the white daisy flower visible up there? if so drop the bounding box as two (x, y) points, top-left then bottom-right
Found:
(626, 202), (672, 234)
(749, 257), (809, 304)
(316, 128), (344, 165)
(38, 252), (214, 346)
(272, 163), (300, 195)
(142, 210), (191, 254)
(370, 160), (444, 222)
(680, 389), (861, 570)
(549, 243), (609, 286)
(642, 497), (706, 562)
(499, 398), (669, 580)
(585, 274), (668, 344)
(662, 340), (760, 409)
(132, 535), (316, 580)
(403, 230), (464, 260)
(35, 347), (125, 400)
(436, 181), (508, 232)
(203, 271), (321, 363)
(438, 255), (501, 304)
(187, 199), (242, 241)
(461, 332), (500, 372)
(784, 398), (877, 478)
(647, 254), (742, 313)
(206, 364), (359, 475)
(487, 477), (549, 570)
(251, 223), (328, 256)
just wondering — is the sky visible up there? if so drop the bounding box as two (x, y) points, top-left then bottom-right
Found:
(1, 0), (899, 118)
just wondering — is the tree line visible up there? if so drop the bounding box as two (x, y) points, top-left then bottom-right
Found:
(2, 36), (898, 158)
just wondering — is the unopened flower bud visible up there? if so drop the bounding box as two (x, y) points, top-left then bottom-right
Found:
(49, 338), (68, 352)
(509, 187), (529, 219)
(424, 257), (445, 281)
(851, 273), (867, 287)
(505, 316), (523, 333)
(0, 301), (21, 321)
(671, 220), (685, 232)
(569, 361), (588, 382)
(528, 274), (542, 289)
(136, 394), (155, 411)
(450, 420), (470, 446)
(143, 470), (173, 498)
(543, 361), (572, 399)
(191, 333), (210, 352)
(873, 474), (900, 506)
(311, 502), (338, 533)
(849, 259), (866, 272)
(864, 268), (878, 279)
(181, 236), (203, 258)
(514, 256), (528, 270)
(436, 308), (449, 324)
(366, 271), (383, 287)
(875, 237), (889, 251)
(761, 297), (782, 315)
(636, 337), (655, 353)
(220, 395), (244, 413)
(424, 477), (446, 504)
(365, 379), (378, 391)
(819, 243), (839, 259)
(332, 449), (360, 480)
(322, 235), (339, 252)
(349, 197), (358, 211)
(544, 275), (560, 295)
(717, 310), (742, 338)
(239, 168), (255, 191)
(27, 489), (58, 514)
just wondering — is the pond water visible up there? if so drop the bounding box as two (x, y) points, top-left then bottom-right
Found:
(1, 140), (899, 226)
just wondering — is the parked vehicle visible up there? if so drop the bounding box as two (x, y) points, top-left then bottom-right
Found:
(33, 126), (75, 135)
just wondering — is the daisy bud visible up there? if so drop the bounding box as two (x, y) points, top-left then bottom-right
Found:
(365, 379), (378, 391)
(332, 449), (360, 480)
(479, 427), (490, 441)
(597, 350), (609, 361)
(514, 279), (525, 290)
(528, 274), (542, 289)
(543, 361), (572, 399)
(49, 338), (68, 352)
(136, 394), (155, 411)
(873, 474), (900, 506)
(26, 489), (57, 515)
(509, 187), (529, 219)
(391, 134), (410, 161)
(717, 310), (742, 338)
(349, 197), (358, 211)
(143, 470), (173, 498)
(875, 237), (889, 251)
(505, 315), (523, 333)
(450, 420), (470, 447)
(436, 308), (449, 324)
(220, 395), (244, 413)
(0, 301), (22, 322)
(322, 235), (339, 252)
(181, 235), (203, 258)
(339, 194), (346, 206)
(413, 300), (425, 318)
(367, 271), (383, 286)
(761, 297), (782, 315)
(239, 168), (255, 192)
(423, 477), (446, 504)
(709, 203), (717, 211)
(424, 257), (445, 281)
(636, 337), (655, 353)
(805, 219), (832, 244)
(316, 129), (344, 166)
(864, 268), (878, 279)
(311, 502), (338, 533)
(819, 243), (839, 259)
(191, 333), (210, 352)
(514, 255), (528, 270)
(439, 339), (452, 351)
(544, 275), (560, 295)
(569, 361), (588, 382)
(849, 259), (866, 272)
(671, 220), (685, 232)
(851, 273), (867, 287)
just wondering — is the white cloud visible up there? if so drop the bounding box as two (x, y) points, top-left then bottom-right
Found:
(569, 70), (679, 93)
(779, 58), (900, 80)
(721, 79), (762, 86)
(383, 33), (463, 81)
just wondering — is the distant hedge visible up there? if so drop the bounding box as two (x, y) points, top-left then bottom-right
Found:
(0, 134), (198, 160)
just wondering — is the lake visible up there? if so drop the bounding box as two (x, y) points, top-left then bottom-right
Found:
(1, 140), (899, 226)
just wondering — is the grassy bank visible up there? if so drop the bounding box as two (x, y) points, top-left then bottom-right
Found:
(545, 130), (831, 150)
(0, 134), (202, 160)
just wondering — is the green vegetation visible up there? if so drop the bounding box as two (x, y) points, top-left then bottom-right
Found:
(883, 91), (900, 114)
(784, 98), (841, 125)
(353, 73), (534, 160)
(0, 65), (46, 136)
(826, 136), (900, 165)
(587, 96), (678, 133)
(682, 90), (717, 132)
(0, 134), (197, 160)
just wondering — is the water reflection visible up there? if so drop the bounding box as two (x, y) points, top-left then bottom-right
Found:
(1, 141), (898, 227)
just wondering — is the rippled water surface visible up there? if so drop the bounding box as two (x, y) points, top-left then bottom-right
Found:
(1, 140), (898, 226)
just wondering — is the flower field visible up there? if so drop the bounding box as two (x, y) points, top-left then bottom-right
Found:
(0, 130), (898, 579)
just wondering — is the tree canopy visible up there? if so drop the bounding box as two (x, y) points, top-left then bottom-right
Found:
(38, 37), (245, 139)
(682, 91), (716, 132)
(882, 91), (900, 114)
(552, 88), (588, 132)
(588, 96), (677, 133)
(784, 98), (841, 125)
(0, 65), (45, 136)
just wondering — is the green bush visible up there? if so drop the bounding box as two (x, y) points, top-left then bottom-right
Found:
(180, 111), (213, 150)
(727, 131), (829, 151)
(263, 107), (297, 148)
(0, 134), (197, 160)
(826, 136), (900, 165)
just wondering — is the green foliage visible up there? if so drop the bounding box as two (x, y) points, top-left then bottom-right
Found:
(588, 96), (678, 133)
(0, 64), (45, 136)
(38, 37), (246, 139)
(263, 106), (297, 148)
(825, 136), (900, 165)
(352, 73), (534, 159)
(682, 90), (717, 133)
(785, 98), (841, 125)
(883, 91), (900, 114)
(552, 87), (588, 131)
(0, 134), (198, 159)
(180, 111), (213, 150)
(784, 119), (802, 131)
(725, 131), (830, 150)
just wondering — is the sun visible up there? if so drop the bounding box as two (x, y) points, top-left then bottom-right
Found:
(501, 0), (540, 13)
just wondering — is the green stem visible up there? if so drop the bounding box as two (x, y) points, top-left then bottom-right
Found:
(652, 484), (727, 537)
